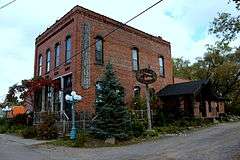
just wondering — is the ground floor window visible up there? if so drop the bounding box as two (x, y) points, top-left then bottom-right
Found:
(134, 86), (141, 97)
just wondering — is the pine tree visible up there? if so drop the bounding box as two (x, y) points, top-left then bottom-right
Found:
(92, 63), (132, 140)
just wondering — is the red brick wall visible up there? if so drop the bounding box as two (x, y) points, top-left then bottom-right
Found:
(34, 6), (173, 112)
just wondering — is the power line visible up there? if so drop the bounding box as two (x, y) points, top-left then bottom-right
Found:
(0, 0), (16, 10)
(39, 0), (164, 78)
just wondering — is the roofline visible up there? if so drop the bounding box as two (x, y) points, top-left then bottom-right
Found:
(35, 5), (170, 46)
(157, 79), (209, 97)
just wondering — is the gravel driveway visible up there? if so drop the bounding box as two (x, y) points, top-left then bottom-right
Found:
(1, 122), (240, 160)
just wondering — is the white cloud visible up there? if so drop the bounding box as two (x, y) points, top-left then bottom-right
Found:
(0, 0), (237, 97)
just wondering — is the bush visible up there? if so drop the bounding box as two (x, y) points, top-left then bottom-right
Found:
(131, 96), (147, 110)
(225, 104), (240, 116)
(0, 118), (27, 135)
(0, 124), (8, 133)
(153, 110), (167, 127)
(143, 130), (159, 137)
(21, 127), (37, 139)
(155, 125), (184, 134)
(36, 114), (58, 140)
(0, 118), (7, 126)
(130, 113), (147, 137)
(7, 125), (26, 135)
(73, 130), (88, 147)
(11, 114), (27, 125)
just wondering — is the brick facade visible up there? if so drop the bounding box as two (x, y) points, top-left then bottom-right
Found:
(34, 6), (173, 112)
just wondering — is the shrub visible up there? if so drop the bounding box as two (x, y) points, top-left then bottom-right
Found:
(131, 96), (146, 110)
(0, 124), (8, 133)
(36, 114), (58, 140)
(0, 118), (7, 125)
(225, 104), (240, 116)
(7, 125), (26, 135)
(131, 119), (146, 137)
(155, 125), (183, 134)
(11, 114), (27, 125)
(143, 130), (159, 137)
(153, 110), (167, 127)
(21, 127), (37, 139)
(73, 130), (88, 147)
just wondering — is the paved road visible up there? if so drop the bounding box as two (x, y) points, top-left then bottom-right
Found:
(1, 122), (240, 160)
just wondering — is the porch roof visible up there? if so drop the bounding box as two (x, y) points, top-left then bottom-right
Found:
(158, 80), (209, 97)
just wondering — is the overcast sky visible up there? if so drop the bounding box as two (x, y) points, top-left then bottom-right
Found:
(0, 0), (237, 102)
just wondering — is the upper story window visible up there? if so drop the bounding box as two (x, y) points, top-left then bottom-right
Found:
(95, 36), (103, 64)
(159, 56), (165, 76)
(38, 54), (43, 76)
(55, 43), (60, 67)
(65, 36), (71, 64)
(46, 49), (51, 73)
(132, 48), (139, 71)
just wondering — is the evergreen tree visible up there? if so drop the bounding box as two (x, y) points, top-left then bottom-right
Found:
(92, 63), (132, 140)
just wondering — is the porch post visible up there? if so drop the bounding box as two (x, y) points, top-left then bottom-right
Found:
(51, 87), (54, 112)
(41, 86), (46, 112)
(60, 77), (64, 112)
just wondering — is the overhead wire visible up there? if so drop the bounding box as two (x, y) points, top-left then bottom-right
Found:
(0, 0), (16, 10)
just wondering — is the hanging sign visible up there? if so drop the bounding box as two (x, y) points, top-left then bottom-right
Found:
(136, 68), (157, 84)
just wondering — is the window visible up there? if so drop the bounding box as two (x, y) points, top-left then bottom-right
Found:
(65, 36), (71, 63)
(55, 43), (60, 67)
(95, 37), (103, 64)
(46, 49), (51, 72)
(38, 55), (43, 76)
(134, 86), (141, 97)
(159, 56), (165, 76)
(132, 48), (139, 71)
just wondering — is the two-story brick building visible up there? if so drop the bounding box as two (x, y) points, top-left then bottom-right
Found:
(34, 5), (173, 118)
(33, 5), (224, 120)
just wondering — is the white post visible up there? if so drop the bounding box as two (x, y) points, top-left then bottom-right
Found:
(41, 86), (46, 112)
(60, 77), (64, 121)
(51, 87), (54, 112)
(60, 77), (64, 112)
(145, 84), (152, 130)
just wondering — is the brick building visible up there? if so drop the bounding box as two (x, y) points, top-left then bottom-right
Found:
(33, 5), (173, 118)
(33, 5), (224, 119)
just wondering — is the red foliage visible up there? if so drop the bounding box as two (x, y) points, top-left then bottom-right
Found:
(23, 77), (60, 97)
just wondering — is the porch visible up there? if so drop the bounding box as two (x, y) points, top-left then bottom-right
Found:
(33, 73), (73, 120)
(158, 80), (225, 118)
